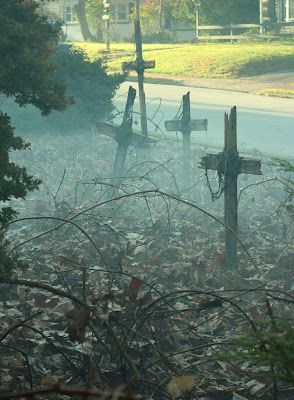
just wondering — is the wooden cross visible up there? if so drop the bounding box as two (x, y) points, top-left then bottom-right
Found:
(96, 86), (156, 191)
(122, 10), (155, 137)
(165, 92), (208, 188)
(199, 106), (262, 267)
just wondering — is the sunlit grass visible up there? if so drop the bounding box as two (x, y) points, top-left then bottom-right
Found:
(257, 88), (294, 97)
(73, 41), (294, 79)
(73, 42), (182, 61)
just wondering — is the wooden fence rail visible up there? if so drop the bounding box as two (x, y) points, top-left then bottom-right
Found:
(196, 22), (294, 41)
(197, 23), (262, 41)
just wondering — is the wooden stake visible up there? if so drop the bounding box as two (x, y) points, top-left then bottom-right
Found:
(96, 86), (156, 195)
(224, 107), (238, 267)
(122, 0), (155, 138)
(182, 93), (192, 188)
(165, 92), (208, 189)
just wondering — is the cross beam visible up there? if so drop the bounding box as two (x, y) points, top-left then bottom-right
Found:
(199, 106), (262, 268)
(165, 92), (208, 188)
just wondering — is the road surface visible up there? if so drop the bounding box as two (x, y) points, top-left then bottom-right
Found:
(115, 82), (294, 159)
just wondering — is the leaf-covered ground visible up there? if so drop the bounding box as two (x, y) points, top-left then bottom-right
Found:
(1, 118), (294, 399)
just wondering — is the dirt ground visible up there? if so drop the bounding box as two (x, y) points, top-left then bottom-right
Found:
(140, 71), (294, 95)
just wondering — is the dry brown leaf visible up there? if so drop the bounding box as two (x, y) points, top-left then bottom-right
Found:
(111, 383), (128, 400)
(41, 373), (56, 386)
(66, 308), (91, 343)
(167, 375), (196, 399)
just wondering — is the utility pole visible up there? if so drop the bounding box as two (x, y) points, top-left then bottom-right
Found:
(102, 0), (111, 51)
(259, 0), (265, 35)
(122, 0), (155, 137)
(195, 0), (201, 41)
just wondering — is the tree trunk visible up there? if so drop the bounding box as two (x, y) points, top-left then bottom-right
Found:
(159, 0), (163, 32)
(74, 0), (95, 41)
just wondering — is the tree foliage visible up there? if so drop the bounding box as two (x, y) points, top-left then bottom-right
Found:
(140, 0), (259, 34)
(0, 114), (41, 227)
(0, 0), (71, 114)
(0, 0), (71, 228)
(48, 43), (124, 131)
(219, 319), (294, 385)
(85, 0), (104, 40)
(199, 0), (259, 25)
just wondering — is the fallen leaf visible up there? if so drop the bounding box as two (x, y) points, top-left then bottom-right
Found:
(167, 375), (196, 399)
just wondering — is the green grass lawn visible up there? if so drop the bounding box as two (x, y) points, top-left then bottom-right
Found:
(74, 41), (294, 79)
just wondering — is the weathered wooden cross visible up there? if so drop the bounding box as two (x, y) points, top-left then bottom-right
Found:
(165, 92), (208, 188)
(199, 106), (262, 268)
(96, 85), (155, 192)
(122, 8), (155, 137)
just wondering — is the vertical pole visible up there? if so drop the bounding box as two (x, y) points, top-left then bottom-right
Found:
(106, 19), (110, 51)
(182, 92), (191, 189)
(135, 0), (148, 137)
(113, 145), (128, 182)
(224, 106), (238, 268)
(286, 0), (290, 22)
(112, 86), (136, 194)
(259, 0), (264, 35)
(195, 8), (199, 40)
(159, 0), (163, 31)
(60, 0), (64, 21)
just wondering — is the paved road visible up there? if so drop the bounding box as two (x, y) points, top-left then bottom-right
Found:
(115, 82), (294, 159)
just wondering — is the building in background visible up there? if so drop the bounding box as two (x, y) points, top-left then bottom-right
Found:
(42, 0), (196, 42)
(283, 0), (294, 21)
(262, 0), (294, 23)
(42, 0), (137, 42)
(42, 1), (294, 43)
(41, 0), (83, 41)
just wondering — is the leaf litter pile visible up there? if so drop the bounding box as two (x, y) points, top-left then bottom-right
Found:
(1, 128), (294, 400)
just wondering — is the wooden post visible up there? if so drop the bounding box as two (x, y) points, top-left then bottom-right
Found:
(102, 0), (111, 50)
(259, 0), (264, 35)
(112, 86), (137, 184)
(182, 93), (192, 188)
(224, 107), (238, 267)
(122, 0), (155, 136)
(122, 0), (155, 138)
(165, 92), (208, 189)
(195, 9), (199, 39)
(199, 106), (262, 268)
(134, 0), (147, 137)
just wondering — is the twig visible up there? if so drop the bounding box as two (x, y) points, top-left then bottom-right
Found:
(53, 167), (67, 201)
(8, 189), (256, 268)
(0, 278), (92, 310)
(8, 216), (108, 267)
(104, 321), (140, 382)
(0, 343), (33, 389)
(0, 383), (109, 400)
(0, 310), (43, 342)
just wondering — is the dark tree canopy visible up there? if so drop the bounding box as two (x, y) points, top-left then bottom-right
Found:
(0, 113), (41, 226)
(0, 0), (71, 227)
(199, 0), (259, 24)
(142, 0), (260, 37)
(0, 0), (72, 114)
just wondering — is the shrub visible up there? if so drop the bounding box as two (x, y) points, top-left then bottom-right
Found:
(47, 43), (124, 132)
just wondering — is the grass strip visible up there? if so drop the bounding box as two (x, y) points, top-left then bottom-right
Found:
(74, 41), (294, 79)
